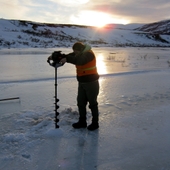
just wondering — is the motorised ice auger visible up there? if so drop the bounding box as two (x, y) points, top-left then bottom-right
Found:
(47, 51), (66, 128)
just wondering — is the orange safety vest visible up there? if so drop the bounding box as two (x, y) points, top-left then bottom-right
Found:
(76, 58), (97, 76)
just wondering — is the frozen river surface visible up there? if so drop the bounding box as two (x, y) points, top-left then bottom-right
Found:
(0, 47), (170, 170)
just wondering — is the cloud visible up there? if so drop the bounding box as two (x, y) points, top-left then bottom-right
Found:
(85, 0), (170, 23)
(0, 0), (29, 19)
(49, 0), (89, 7)
(0, 0), (50, 21)
(0, 0), (169, 25)
(19, 0), (86, 23)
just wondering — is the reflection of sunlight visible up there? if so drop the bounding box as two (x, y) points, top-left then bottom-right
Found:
(98, 77), (108, 106)
(96, 53), (108, 75)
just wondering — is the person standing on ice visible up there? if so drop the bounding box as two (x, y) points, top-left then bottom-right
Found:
(60, 42), (100, 131)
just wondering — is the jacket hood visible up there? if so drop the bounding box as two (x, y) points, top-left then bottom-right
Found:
(82, 44), (91, 53)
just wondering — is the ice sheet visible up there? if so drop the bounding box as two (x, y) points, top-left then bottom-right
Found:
(0, 47), (170, 170)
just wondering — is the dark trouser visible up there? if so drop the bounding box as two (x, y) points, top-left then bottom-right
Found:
(77, 80), (99, 124)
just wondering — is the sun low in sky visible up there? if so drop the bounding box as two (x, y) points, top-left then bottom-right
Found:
(71, 10), (129, 28)
(52, 0), (130, 27)
(0, 0), (169, 27)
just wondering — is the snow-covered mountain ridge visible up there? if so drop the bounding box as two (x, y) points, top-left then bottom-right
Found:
(0, 18), (170, 48)
(135, 20), (170, 35)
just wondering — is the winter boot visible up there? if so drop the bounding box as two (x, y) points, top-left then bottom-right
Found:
(87, 122), (99, 131)
(72, 121), (87, 129)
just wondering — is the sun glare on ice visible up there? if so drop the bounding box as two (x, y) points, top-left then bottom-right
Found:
(96, 53), (108, 75)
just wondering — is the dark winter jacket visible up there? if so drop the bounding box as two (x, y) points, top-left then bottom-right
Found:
(66, 44), (99, 83)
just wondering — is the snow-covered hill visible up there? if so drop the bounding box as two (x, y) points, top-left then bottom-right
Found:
(135, 20), (170, 35)
(0, 18), (170, 48)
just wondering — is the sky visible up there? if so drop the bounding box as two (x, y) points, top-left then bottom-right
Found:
(0, 0), (170, 27)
